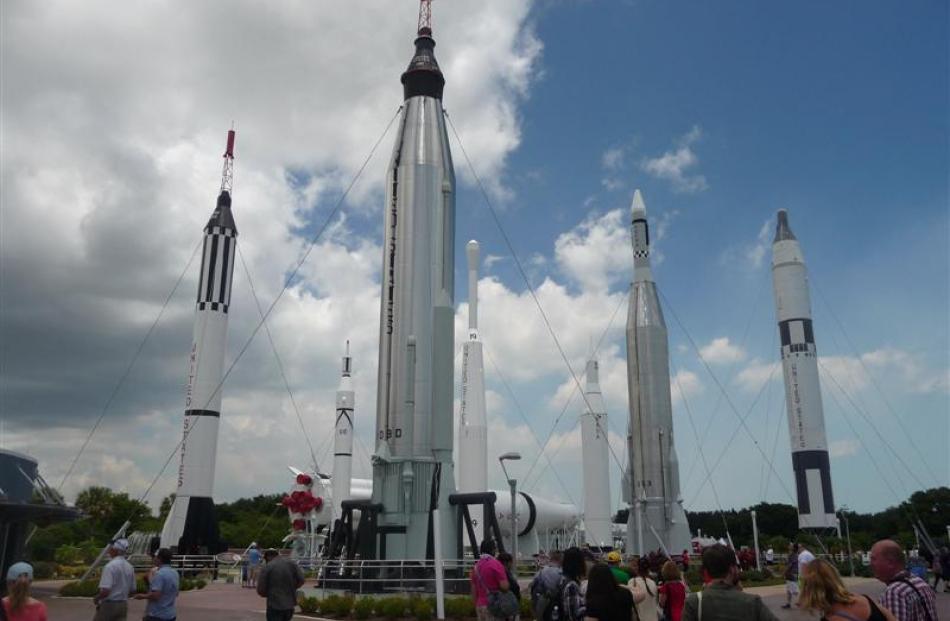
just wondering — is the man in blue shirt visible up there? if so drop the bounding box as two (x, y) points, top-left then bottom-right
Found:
(135, 548), (179, 621)
(248, 543), (263, 588)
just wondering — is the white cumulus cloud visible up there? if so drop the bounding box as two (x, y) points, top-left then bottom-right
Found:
(641, 125), (708, 194)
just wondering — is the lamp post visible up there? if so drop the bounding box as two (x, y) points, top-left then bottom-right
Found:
(840, 505), (855, 577)
(499, 452), (522, 567)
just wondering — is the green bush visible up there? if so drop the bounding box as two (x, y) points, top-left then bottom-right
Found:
(195, 578), (208, 589)
(444, 597), (475, 619)
(54, 545), (83, 565)
(299, 596), (319, 614)
(353, 597), (377, 620)
(519, 596), (534, 619)
(377, 596), (409, 619)
(31, 561), (55, 580)
(59, 580), (100, 597)
(320, 594), (355, 617)
(412, 598), (434, 621)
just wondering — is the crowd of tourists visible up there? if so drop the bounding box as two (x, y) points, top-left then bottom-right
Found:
(470, 537), (941, 621)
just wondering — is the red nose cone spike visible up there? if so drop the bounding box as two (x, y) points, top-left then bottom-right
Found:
(224, 130), (235, 158)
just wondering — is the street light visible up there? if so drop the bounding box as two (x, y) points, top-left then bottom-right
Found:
(499, 452), (522, 567)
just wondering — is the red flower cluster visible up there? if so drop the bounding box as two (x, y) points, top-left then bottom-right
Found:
(282, 490), (322, 514)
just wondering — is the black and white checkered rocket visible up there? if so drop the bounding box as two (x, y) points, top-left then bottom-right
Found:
(160, 131), (238, 553)
(771, 209), (836, 529)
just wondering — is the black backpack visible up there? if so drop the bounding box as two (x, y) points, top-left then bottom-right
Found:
(537, 577), (567, 621)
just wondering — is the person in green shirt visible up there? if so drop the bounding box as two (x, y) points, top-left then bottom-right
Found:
(606, 551), (631, 585)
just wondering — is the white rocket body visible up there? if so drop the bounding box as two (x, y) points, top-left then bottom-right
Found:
(771, 210), (836, 529)
(371, 26), (457, 559)
(494, 490), (580, 556)
(458, 240), (488, 541)
(580, 359), (612, 547)
(161, 185), (237, 552)
(333, 346), (355, 521)
(624, 189), (691, 556)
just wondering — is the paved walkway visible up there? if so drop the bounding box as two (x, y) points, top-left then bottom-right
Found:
(32, 576), (950, 621)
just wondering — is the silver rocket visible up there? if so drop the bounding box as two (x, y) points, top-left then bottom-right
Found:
(161, 130), (238, 553)
(624, 189), (691, 555)
(371, 8), (457, 559)
(332, 342), (355, 522)
(771, 210), (836, 529)
(457, 240), (488, 541)
(580, 358), (612, 547)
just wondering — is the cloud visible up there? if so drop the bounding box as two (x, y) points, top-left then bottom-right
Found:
(829, 439), (861, 458)
(671, 369), (703, 406)
(745, 219), (772, 269)
(601, 147), (627, 191)
(699, 337), (747, 365)
(553, 209), (631, 293)
(641, 125), (708, 193)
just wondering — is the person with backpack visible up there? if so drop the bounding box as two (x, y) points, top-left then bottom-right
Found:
(560, 547), (586, 621)
(497, 553), (522, 603)
(657, 561), (686, 621)
(471, 540), (514, 621)
(628, 564), (659, 621)
(530, 551), (563, 621)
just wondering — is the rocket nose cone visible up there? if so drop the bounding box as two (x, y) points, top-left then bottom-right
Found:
(631, 189), (646, 217)
(774, 209), (796, 242)
(466, 240), (480, 265)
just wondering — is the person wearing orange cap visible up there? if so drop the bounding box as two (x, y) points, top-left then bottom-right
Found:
(606, 551), (631, 585)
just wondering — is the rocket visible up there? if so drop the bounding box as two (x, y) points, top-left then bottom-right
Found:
(771, 209), (836, 529)
(457, 240), (488, 541)
(371, 3), (457, 560)
(332, 342), (355, 521)
(160, 130), (238, 553)
(580, 358), (612, 547)
(624, 189), (691, 555)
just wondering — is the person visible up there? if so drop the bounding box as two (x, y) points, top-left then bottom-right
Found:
(257, 548), (305, 621)
(799, 558), (896, 621)
(133, 548), (179, 621)
(627, 564), (659, 621)
(937, 546), (950, 592)
(798, 544), (816, 572)
(682, 544), (778, 621)
(560, 547), (586, 621)
(497, 552), (522, 602)
(681, 550), (690, 573)
(470, 539), (510, 621)
(584, 563), (634, 621)
(870, 539), (937, 621)
(2, 562), (47, 621)
(765, 548), (774, 565)
(783, 542), (800, 609)
(247, 542), (263, 588)
(605, 551), (630, 585)
(94, 538), (136, 621)
(657, 560), (686, 621)
(530, 550), (563, 620)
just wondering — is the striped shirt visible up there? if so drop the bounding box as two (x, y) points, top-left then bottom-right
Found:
(880, 571), (937, 621)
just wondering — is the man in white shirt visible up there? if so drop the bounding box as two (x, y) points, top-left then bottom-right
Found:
(94, 538), (136, 621)
(797, 546), (816, 570)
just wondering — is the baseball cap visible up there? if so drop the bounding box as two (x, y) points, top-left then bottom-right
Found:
(111, 538), (130, 553)
(606, 551), (622, 563)
(6, 562), (33, 581)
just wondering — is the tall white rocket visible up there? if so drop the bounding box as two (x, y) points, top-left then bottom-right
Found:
(333, 342), (355, 521)
(580, 358), (612, 547)
(371, 2), (457, 560)
(771, 209), (836, 529)
(624, 189), (691, 555)
(458, 240), (488, 541)
(160, 130), (238, 553)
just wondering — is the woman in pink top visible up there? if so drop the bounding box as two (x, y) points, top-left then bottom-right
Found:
(3, 562), (48, 621)
(470, 539), (511, 620)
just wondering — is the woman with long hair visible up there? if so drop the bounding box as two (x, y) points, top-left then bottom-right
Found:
(627, 563), (659, 621)
(2, 562), (47, 621)
(800, 558), (896, 621)
(657, 560), (686, 621)
(584, 563), (635, 621)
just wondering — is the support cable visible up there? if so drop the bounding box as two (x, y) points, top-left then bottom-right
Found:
(813, 281), (943, 486)
(238, 246), (320, 475)
(762, 392), (788, 500)
(59, 239), (203, 491)
(656, 286), (797, 508)
(483, 344), (578, 506)
(673, 362), (733, 541)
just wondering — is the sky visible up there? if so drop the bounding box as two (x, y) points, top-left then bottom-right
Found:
(1, 1), (947, 520)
